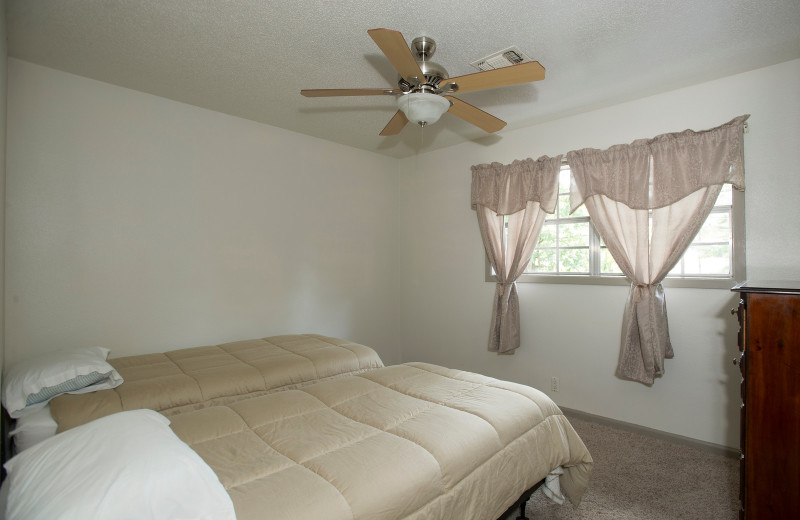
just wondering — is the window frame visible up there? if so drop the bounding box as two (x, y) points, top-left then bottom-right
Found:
(485, 181), (746, 290)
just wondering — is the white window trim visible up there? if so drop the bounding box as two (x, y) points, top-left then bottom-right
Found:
(485, 189), (746, 290)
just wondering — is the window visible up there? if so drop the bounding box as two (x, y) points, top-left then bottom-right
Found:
(487, 165), (745, 289)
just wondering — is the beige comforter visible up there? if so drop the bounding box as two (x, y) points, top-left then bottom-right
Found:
(51, 334), (383, 432)
(170, 362), (593, 520)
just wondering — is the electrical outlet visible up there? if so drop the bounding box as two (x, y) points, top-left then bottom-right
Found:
(551, 377), (560, 392)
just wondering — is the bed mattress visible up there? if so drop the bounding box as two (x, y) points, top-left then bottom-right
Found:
(50, 334), (383, 432)
(169, 362), (593, 520)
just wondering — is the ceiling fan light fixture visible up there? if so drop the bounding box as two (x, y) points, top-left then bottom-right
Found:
(397, 92), (451, 127)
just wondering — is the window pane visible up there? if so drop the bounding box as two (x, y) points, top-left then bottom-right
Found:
(557, 194), (589, 218)
(694, 212), (730, 243)
(531, 249), (557, 272)
(601, 248), (623, 274)
(570, 202), (589, 218)
(682, 244), (730, 275)
(559, 248), (589, 273)
(557, 194), (571, 218)
(537, 223), (556, 248)
(558, 170), (571, 193)
(559, 222), (589, 247)
(716, 184), (733, 206)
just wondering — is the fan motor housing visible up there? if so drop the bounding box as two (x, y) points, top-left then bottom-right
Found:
(398, 36), (449, 92)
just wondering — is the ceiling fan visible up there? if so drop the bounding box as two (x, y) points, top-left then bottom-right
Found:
(301, 28), (545, 136)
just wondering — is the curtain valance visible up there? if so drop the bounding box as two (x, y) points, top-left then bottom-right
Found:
(471, 155), (562, 215)
(568, 115), (748, 212)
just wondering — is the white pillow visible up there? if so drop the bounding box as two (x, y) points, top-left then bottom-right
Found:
(2, 347), (123, 418)
(8, 404), (59, 453)
(3, 409), (236, 520)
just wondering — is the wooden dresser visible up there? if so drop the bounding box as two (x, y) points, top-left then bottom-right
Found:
(732, 281), (800, 519)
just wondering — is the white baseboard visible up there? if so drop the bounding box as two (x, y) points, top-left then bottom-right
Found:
(561, 407), (739, 459)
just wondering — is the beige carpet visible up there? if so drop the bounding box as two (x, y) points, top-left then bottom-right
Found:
(514, 416), (739, 519)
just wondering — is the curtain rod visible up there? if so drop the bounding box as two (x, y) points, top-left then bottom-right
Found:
(557, 121), (750, 165)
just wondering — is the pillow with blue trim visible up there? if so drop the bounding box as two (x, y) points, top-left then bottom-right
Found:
(2, 347), (123, 419)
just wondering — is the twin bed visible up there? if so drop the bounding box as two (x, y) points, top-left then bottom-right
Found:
(2, 334), (592, 519)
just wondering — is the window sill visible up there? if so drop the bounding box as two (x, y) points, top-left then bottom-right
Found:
(486, 273), (743, 290)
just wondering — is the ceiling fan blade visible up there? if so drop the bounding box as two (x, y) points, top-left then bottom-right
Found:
(301, 88), (402, 97)
(379, 110), (409, 136)
(442, 61), (545, 94)
(368, 28), (425, 82)
(443, 96), (506, 133)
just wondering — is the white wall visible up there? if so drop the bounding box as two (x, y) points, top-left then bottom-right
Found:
(397, 59), (800, 448)
(5, 55), (799, 447)
(4, 59), (401, 366)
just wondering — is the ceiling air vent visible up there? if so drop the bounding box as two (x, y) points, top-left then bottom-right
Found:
(470, 46), (533, 71)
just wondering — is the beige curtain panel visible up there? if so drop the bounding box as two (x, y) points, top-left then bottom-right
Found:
(567, 115), (749, 384)
(471, 156), (561, 354)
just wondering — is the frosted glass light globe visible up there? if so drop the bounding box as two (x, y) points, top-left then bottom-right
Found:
(397, 93), (451, 126)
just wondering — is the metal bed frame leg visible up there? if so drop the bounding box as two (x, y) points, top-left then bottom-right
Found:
(497, 479), (543, 520)
(515, 496), (531, 520)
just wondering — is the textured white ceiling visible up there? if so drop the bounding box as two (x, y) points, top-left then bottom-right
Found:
(6, 0), (800, 158)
